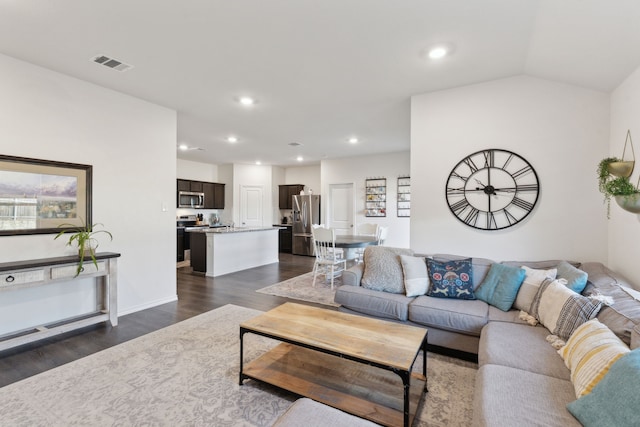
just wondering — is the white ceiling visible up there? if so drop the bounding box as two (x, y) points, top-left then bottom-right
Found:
(1, 0), (640, 167)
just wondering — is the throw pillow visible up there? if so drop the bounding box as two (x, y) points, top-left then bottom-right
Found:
(399, 255), (429, 297)
(583, 282), (640, 346)
(513, 266), (557, 312)
(361, 246), (414, 294)
(475, 263), (526, 311)
(530, 279), (602, 340)
(558, 319), (630, 398)
(567, 348), (640, 427)
(426, 258), (475, 300)
(556, 261), (588, 293)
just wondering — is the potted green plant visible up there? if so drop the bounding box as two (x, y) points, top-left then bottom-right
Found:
(597, 159), (640, 218)
(54, 221), (113, 276)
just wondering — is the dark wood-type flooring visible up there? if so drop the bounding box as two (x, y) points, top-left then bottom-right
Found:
(0, 253), (318, 388)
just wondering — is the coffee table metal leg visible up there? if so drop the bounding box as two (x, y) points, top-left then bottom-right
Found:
(400, 370), (411, 427)
(239, 328), (246, 385)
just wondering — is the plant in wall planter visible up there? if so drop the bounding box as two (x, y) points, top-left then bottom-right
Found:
(54, 221), (113, 276)
(597, 165), (640, 218)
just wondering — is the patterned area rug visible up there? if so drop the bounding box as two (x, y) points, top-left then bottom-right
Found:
(256, 271), (341, 307)
(0, 304), (477, 426)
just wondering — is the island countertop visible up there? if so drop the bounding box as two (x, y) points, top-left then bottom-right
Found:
(186, 226), (284, 234)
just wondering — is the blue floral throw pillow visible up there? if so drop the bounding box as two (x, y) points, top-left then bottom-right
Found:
(426, 258), (475, 300)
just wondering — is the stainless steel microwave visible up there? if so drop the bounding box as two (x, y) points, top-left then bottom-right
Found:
(178, 191), (205, 208)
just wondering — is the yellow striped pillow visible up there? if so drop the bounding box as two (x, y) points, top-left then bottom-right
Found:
(558, 318), (630, 398)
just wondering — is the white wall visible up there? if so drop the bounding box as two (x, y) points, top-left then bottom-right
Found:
(411, 75), (609, 262)
(0, 54), (177, 333)
(232, 164), (274, 226)
(177, 159), (218, 182)
(321, 152), (410, 248)
(609, 65), (640, 289)
(176, 159), (223, 222)
(286, 165), (321, 194)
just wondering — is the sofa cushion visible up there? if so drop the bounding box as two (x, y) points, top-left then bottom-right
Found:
(583, 281), (640, 346)
(473, 364), (580, 427)
(409, 295), (488, 336)
(475, 263), (525, 311)
(558, 319), (629, 398)
(399, 255), (429, 297)
(361, 246), (414, 294)
(530, 279), (602, 340)
(334, 284), (412, 321)
(513, 265), (557, 312)
(487, 306), (529, 324)
(426, 258), (475, 299)
(432, 254), (494, 290)
(567, 349), (640, 427)
(556, 260), (588, 293)
(478, 321), (570, 380)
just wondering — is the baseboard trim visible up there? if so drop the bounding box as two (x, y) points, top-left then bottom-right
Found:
(118, 295), (178, 316)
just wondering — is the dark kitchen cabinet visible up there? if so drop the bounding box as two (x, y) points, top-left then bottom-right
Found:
(177, 179), (225, 209)
(202, 182), (225, 209)
(278, 184), (304, 209)
(278, 226), (292, 253)
(177, 228), (185, 261)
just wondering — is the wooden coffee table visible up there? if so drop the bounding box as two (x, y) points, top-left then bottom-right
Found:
(239, 302), (428, 427)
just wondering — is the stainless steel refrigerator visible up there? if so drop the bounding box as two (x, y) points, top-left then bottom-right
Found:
(292, 194), (320, 256)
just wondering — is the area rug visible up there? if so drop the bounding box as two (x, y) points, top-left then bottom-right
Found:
(0, 304), (477, 426)
(256, 272), (341, 307)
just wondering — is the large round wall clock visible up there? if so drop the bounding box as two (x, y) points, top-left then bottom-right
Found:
(445, 149), (540, 230)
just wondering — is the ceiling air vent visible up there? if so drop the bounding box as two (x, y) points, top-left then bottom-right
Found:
(92, 55), (133, 72)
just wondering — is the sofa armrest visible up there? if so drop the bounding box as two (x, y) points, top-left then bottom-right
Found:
(342, 263), (364, 286)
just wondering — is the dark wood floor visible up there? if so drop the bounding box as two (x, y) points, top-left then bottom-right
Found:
(0, 253), (318, 388)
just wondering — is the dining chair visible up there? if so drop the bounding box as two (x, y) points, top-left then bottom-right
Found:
(355, 223), (379, 263)
(311, 226), (347, 290)
(377, 226), (389, 246)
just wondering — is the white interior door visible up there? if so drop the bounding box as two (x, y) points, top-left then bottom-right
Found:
(328, 183), (354, 235)
(240, 185), (263, 227)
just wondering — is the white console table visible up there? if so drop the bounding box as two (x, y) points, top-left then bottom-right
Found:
(0, 252), (120, 352)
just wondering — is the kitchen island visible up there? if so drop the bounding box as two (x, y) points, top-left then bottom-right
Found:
(188, 227), (281, 277)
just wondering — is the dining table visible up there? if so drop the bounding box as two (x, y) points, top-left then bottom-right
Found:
(334, 234), (379, 263)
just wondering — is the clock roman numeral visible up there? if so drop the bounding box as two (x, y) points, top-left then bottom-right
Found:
(463, 157), (479, 173)
(450, 198), (470, 214)
(487, 212), (498, 229)
(512, 165), (533, 179)
(483, 150), (495, 168)
(512, 197), (534, 211)
(450, 171), (468, 182)
(516, 184), (538, 192)
(464, 208), (480, 226)
(503, 208), (518, 226)
(447, 187), (465, 195)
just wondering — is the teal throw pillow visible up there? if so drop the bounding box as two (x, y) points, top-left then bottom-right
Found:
(557, 261), (588, 293)
(475, 263), (526, 311)
(426, 258), (475, 300)
(567, 348), (640, 427)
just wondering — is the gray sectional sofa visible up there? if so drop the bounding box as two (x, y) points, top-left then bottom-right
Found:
(334, 249), (640, 426)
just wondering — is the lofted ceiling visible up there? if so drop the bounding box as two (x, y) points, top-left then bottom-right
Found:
(1, 0), (640, 167)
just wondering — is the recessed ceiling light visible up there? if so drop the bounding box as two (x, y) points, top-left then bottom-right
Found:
(239, 96), (255, 106)
(428, 46), (448, 59)
(227, 136), (238, 143)
(348, 137), (359, 144)
(426, 43), (455, 60)
(178, 144), (188, 151)
(296, 156), (304, 162)
(255, 160), (262, 165)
